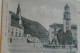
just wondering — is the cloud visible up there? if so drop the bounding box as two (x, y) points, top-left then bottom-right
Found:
(29, 5), (64, 29)
(31, 5), (64, 19)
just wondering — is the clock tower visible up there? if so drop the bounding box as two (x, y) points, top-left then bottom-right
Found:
(63, 4), (71, 32)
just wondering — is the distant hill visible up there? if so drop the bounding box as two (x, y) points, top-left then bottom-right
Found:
(10, 11), (49, 43)
(22, 17), (49, 43)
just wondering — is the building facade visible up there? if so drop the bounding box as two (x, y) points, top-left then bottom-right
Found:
(8, 4), (24, 44)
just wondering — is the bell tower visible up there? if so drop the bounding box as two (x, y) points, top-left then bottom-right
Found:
(63, 4), (71, 32)
(16, 4), (22, 25)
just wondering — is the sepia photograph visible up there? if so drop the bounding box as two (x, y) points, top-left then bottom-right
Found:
(6, 0), (78, 53)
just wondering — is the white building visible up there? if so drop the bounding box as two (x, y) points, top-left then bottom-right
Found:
(49, 4), (77, 46)
(63, 4), (71, 32)
(8, 4), (24, 44)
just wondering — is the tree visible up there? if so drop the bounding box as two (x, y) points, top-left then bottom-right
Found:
(57, 29), (66, 45)
(57, 29), (73, 45)
(65, 30), (73, 45)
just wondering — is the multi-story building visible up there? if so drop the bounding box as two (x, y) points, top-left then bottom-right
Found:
(8, 4), (24, 44)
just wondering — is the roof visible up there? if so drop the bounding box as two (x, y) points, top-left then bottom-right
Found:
(65, 4), (69, 9)
(50, 24), (63, 28)
(71, 25), (77, 29)
(11, 20), (24, 29)
(9, 11), (24, 29)
(50, 23), (77, 29)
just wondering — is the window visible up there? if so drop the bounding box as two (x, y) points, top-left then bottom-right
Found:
(11, 31), (13, 36)
(16, 32), (17, 37)
(11, 28), (13, 36)
(66, 21), (69, 25)
(16, 29), (17, 37)
(10, 38), (12, 43)
(19, 32), (21, 37)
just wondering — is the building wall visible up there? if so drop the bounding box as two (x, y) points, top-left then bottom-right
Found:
(9, 26), (24, 37)
(69, 21), (71, 30)
(63, 19), (71, 32)
(71, 29), (77, 41)
(8, 12), (25, 43)
(63, 19), (66, 32)
(8, 37), (25, 44)
(8, 26), (24, 43)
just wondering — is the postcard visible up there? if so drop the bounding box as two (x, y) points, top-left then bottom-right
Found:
(1, 0), (80, 53)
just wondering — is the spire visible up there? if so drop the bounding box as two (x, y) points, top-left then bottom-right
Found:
(16, 4), (22, 25)
(65, 4), (69, 10)
(16, 4), (21, 15)
(64, 4), (70, 19)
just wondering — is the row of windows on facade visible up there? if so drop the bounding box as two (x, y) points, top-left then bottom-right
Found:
(9, 38), (25, 43)
(11, 28), (22, 37)
(11, 31), (21, 37)
(9, 38), (40, 43)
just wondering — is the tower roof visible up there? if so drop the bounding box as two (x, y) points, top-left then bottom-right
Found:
(16, 4), (21, 15)
(17, 4), (21, 10)
(9, 11), (24, 29)
(65, 4), (69, 9)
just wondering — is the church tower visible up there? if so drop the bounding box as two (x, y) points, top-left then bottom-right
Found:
(16, 4), (22, 24)
(63, 4), (71, 32)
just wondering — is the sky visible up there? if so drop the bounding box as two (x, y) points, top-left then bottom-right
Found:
(8, 0), (77, 30)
